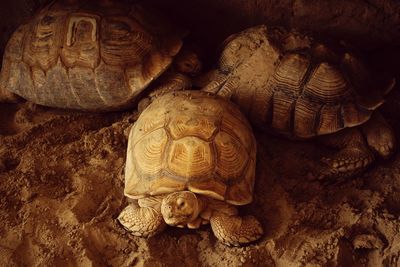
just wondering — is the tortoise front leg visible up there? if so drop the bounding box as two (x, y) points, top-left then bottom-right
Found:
(118, 202), (166, 238)
(210, 211), (263, 246)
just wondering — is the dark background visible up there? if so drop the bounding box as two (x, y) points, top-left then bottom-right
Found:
(1, 0), (400, 50)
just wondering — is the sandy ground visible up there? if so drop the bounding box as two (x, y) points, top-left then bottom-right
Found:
(0, 89), (399, 266)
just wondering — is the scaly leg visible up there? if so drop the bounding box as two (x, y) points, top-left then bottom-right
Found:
(210, 212), (263, 246)
(313, 128), (375, 181)
(118, 201), (166, 238)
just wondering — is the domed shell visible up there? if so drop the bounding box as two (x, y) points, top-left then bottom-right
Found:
(205, 25), (395, 138)
(124, 91), (257, 206)
(0, 0), (184, 111)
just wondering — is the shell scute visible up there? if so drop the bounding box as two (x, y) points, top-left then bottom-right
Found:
(69, 66), (103, 109)
(94, 63), (130, 107)
(23, 12), (65, 71)
(39, 60), (80, 109)
(133, 128), (169, 177)
(167, 115), (219, 141)
(341, 102), (371, 128)
(100, 16), (154, 66)
(167, 137), (215, 179)
(220, 109), (254, 153)
(130, 111), (167, 148)
(294, 96), (322, 138)
(61, 14), (100, 69)
(274, 54), (309, 95)
(214, 131), (249, 180)
(225, 159), (255, 205)
(271, 91), (296, 132)
(250, 80), (274, 127)
(303, 63), (350, 104)
(317, 105), (343, 135)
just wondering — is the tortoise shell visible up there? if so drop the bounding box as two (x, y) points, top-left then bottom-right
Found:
(0, 0), (183, 111)
(124, 90), (256, 206)
(204, 25), (395, 138)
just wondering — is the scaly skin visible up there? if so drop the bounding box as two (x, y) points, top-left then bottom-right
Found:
(314, 112), (396, 181)
(118, 202), (166, 237)
(311, 128), (373, 181)
(210, 212), (263, 246)
(119, 192), (264, 246)
(316, 146), (375, 181)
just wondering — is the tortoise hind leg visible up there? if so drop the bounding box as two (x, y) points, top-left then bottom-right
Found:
(361, 112), (396, 159)
(313, 128), (375, 181)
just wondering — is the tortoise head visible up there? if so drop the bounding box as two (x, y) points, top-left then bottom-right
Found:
(174, 48), (202, 76)
(161, 191), (201, 226)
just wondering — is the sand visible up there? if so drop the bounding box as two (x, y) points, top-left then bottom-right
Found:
(0, 92), (399, 266)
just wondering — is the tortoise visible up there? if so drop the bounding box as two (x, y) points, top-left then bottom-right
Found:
(201, 25), (396, 180)
(0, 0), (201, 111)
(117, 90), (263, 246)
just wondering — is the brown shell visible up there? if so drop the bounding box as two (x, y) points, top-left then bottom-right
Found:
(205, 25), (395, 138)
(0, 0), (183, 111)
(124, 91), (256, 206)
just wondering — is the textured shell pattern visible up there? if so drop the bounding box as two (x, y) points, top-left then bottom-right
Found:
(206, 25), (390, 138)
(0, 0), (183, 111)
(124, 91), (257, 206)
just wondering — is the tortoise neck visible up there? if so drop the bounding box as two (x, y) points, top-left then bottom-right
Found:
(194, 194), (208, 213)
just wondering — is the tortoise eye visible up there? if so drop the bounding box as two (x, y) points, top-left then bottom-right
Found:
(177, 198), (185, 207)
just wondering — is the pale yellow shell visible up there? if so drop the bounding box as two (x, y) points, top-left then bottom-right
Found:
(124, 91), (256, 206)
